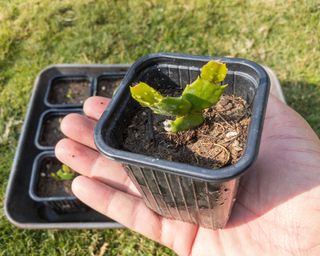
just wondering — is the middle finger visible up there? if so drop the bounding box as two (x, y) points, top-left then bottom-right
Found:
(55, 138), (140, 197)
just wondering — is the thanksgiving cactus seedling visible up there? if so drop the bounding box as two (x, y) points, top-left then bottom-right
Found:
(51, 164), (75, 181)
(130, 60), (228, 132)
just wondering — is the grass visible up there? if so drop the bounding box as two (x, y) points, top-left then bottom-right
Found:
(0, 0), (319, 255)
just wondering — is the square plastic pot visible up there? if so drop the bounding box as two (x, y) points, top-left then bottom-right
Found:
(29, 152), (87, 213)
(94, 53), (270, 229)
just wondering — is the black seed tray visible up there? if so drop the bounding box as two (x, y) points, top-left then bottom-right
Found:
(5, 64), (129, 229)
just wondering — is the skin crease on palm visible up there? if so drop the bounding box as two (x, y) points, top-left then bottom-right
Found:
(55, 94), (320, 256)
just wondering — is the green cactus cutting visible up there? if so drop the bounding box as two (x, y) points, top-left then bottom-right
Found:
(130, 60), (228, 132)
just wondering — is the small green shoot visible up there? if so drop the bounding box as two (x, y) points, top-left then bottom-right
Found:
(66, 88), (74, 99)
(130, 60), (228, 132)
(51, 164), (75, 181)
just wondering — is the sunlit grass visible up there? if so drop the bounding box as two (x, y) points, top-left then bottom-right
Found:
(1, 0), (319, 255)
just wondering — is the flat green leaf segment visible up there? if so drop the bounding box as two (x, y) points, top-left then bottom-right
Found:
(130, 82), (191, 116)
(200, 60), (228, 83)
(130, 60), (228, 132)
(182, 79), (227, 111)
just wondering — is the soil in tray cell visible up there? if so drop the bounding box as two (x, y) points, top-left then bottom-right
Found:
(39, 115), (64, 147)
(96, 78), (122, 98)
(36, 157), (74, 197)
(48, 78), (90, 105)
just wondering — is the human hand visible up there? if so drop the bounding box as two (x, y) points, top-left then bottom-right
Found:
(55, 94), (320, 255)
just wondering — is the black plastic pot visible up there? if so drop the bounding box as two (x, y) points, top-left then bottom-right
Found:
(5, 64), (130, 229)
(94, 53), (270, 229)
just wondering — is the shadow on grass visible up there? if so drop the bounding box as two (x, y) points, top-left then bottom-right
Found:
(282, 80), (320, 136)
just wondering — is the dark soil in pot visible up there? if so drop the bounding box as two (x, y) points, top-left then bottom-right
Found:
(39, 115), (64, 147)
(96, 78), (122, 97)
(48, 78), (90, 104)
(36, 157), (74, 197)
(124, 94), (251, 169)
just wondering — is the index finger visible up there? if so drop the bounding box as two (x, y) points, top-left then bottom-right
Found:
(83, 96), (111, 121)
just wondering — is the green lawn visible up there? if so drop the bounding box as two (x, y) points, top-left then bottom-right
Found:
(1, 0), (319, 255)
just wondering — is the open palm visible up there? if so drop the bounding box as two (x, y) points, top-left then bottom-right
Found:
(55, 94), (320, 255)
